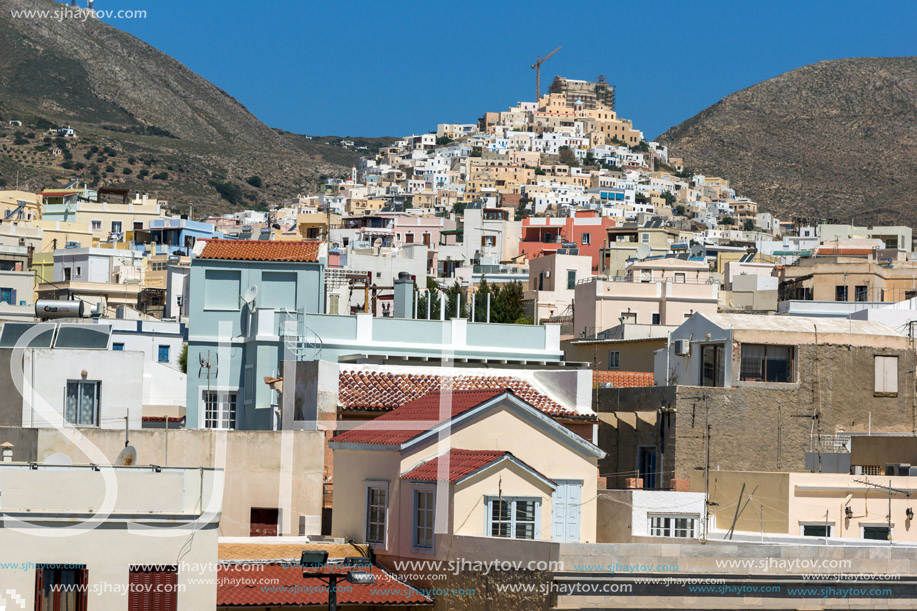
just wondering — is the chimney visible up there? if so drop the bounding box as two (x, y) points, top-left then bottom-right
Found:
(393, 272), (414, 319)
(1, 442), (13, 462)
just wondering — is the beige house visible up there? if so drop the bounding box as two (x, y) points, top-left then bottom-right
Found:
(573, 259), (719, 336)
(0, 462), (222, 610)
(524, 251), (593, 324)
(330, 389), (604, 565)
(702, 469), (917, 543)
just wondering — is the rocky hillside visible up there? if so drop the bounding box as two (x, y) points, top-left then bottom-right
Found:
(658, 57), (917, 227)
(0, 0), (394, 213)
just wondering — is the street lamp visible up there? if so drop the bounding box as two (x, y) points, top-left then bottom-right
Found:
(301, 551), (376, 611)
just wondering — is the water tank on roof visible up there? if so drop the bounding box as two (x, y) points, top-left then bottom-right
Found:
(35, 300), (85, 319)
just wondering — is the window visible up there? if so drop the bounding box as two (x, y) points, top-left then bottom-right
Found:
(648, 515), (697, 538)
(90, 220), (102, 231)
(250, 507), (279, 536)
(133, 221), (143, 231)
(413, 488), (434, 549)
(621, 312), (637, 324)
(129, 566), (177, 611)
(652, 313), (661, 325)
(608, 351), (620, 369)
(863, 526), (891, 541)
(244, 365), (254, 404)
(64, 267), (72, 281)
(739, 344), (794, 383)
(405, 233), (414, 244)
(0, 287), (16, 305)
(111, 221), (122, 234)
(158, 345), (170, 363)
(855, 285), (869, 302)
(567, 269), (576, 290)
(481, 235), (496, 247)
(35, 564), (88, 611)
(641, 233), (650, 244)
(203, 269), (241, 310)
(112, 343), (124, 351)
(65, 380), (100, 426)
(581, 233), (591, 245)
(835, 285), (848, 301)
(487, 497), (539, 540)
(802, 524), (831, 537)
(674, 272), (686, 283)
(640, 270), (651, 283)
(874, 355), (898, 396)
(203, 391), (237, 429)
(262, 271), (298, 309)
(366, 484), (388, 545)
(701, 344), (725, 387)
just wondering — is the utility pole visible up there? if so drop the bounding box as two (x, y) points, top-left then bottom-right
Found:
(702, 395), (711, 543)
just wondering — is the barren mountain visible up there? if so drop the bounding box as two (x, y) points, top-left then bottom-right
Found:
(0, 0), (393, 212)
(658, 57), (917, 227)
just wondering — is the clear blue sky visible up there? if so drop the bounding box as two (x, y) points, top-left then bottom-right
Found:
(103, 0), (917, 139)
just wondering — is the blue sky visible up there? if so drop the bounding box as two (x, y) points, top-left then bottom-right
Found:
(104, 0), (917, 139)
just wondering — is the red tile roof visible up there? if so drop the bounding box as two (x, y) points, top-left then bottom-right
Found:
(401, 449), (508, 482)
(593, 371), (655, 388)
(400, 449), (552, 485)
(338, 370), (578, 417)
(815, 247), (877, 256)
(217, 562), (431, 607)
(332, 389), (507, 446)
(198, 239), (320, 262)
(41, 189), (81, 196)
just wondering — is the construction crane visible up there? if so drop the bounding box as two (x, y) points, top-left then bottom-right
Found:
(531, 46), (562, 103)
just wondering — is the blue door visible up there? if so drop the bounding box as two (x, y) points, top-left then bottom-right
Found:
(552, 480), (582, 542)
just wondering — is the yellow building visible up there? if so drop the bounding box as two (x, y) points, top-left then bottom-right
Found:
(0, 190), (41, 221)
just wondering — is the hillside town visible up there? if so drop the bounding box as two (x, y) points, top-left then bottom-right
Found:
(3, 75), (917, 610)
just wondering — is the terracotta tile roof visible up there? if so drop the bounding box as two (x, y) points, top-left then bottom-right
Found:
(140, 415), (186, 423)
(593, 370), (655, 388)
(401, 449), (552, 485)
(401, 449), (508, 482)
(218, 542), (354, 561)
(332, 389), (506, 446)
(217, 562), (432, 607)
(338, 370), (577, 417)
(815, 247), (876, 256)
(197, 239), (320, 262)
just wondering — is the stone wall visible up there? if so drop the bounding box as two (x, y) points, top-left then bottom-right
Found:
(596, 343), (917, 488)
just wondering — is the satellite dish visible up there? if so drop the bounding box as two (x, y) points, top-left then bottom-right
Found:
(43, 453), (73, 466)
(242, 284), (258, 306)
(636, 244), (652, 260)
(116, 446), (137, 466)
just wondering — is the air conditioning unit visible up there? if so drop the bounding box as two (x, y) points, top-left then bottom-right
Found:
(674, 339), (690, 355)
(885, 463), (911, 477)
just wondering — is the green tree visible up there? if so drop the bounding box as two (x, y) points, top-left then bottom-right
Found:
(246, 175), (263, 188)
(558, 146), (578, 167)
(415, 277), (442, 320)
(178, 344), (188, 374)
(743, 219), (756, 232)
(675, 204), (686, 216)
(436, 136), (452, 145)
(662, 192), (677, 207)
(516, 196), (531, 221)
(719, 216), (735, 226)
